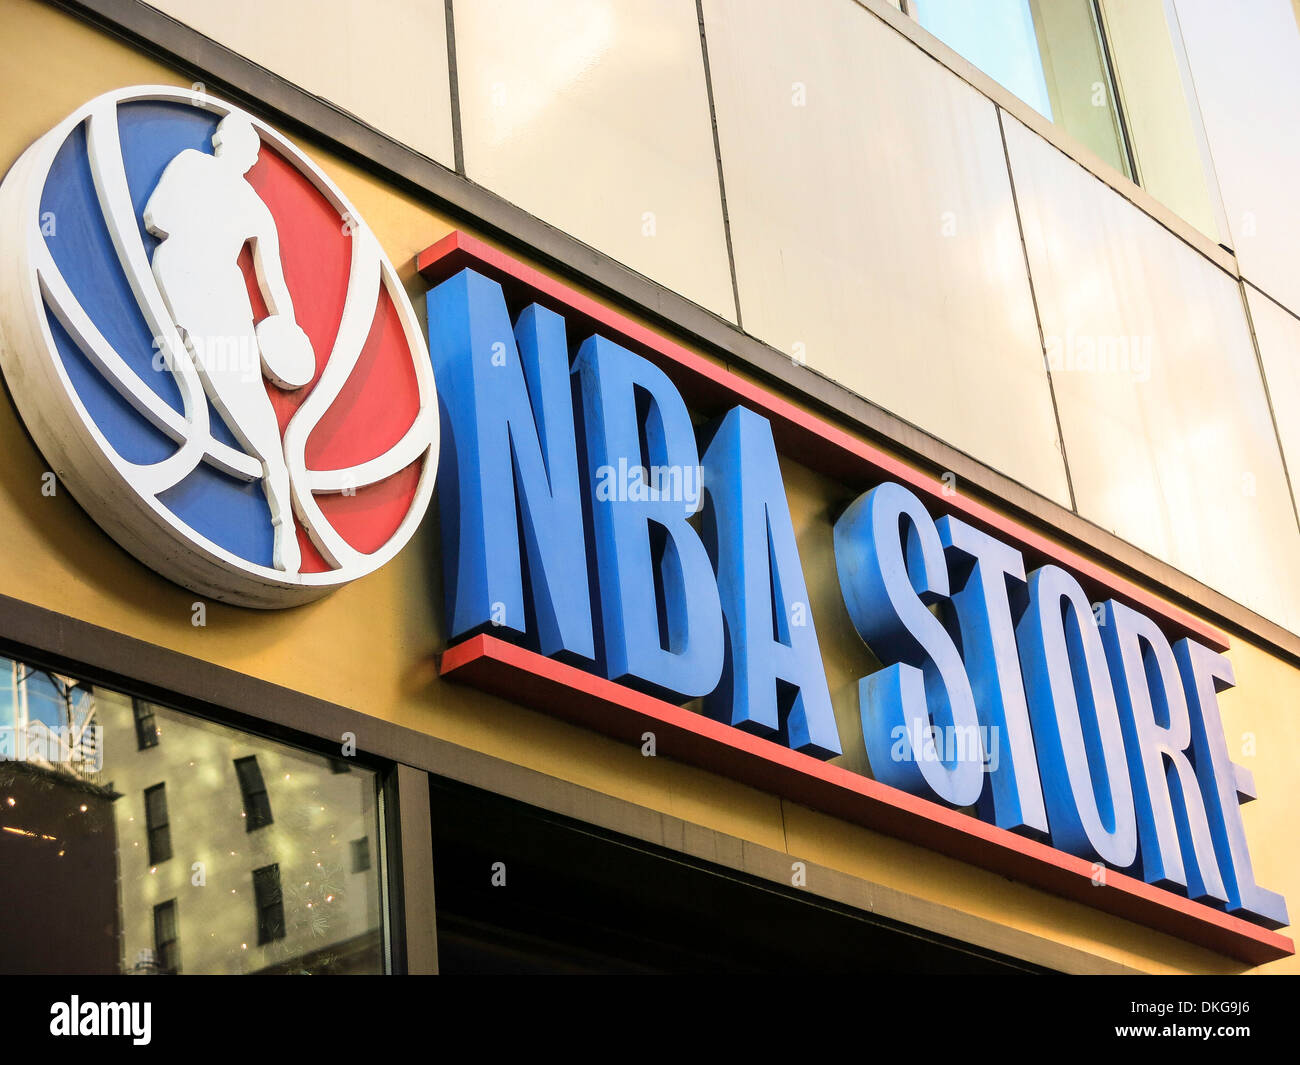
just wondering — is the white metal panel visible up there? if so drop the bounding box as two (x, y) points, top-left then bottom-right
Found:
(1007, 114), (1300, 633)
(454, 0), (736, 320)
(146, 0), (456, 167)
(1246, 284), (1300, 540)
(702, 0), (1072, 505)
(1173, 0), (1300, 315)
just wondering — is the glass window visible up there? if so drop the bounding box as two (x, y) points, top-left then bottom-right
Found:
(133, 699), (159, 750)
(0, 657), (100, 772)
(0, 655), (386, 974)
(1093, 0), (1227, 242)
(144, 783), (172, 865)
(153, 899), (180, 974)
(0, 660), (15, 758)
(253, 864), (285, 945)
(913, 0), (1134, 179)
(916, 0), (1054, 116)
(22, 668), (66, 730)
(234, 755), (273, 831)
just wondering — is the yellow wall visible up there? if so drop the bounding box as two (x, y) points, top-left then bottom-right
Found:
(0, 0), (1295, 973)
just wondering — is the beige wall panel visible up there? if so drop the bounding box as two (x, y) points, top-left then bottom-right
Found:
(1173, 0), (1300, 314)
(701, 0), (1071, 506)
(146, 0), (455, 166)
(1246, 285), (1300, 516)
(453, 0), (736, 320)
(1005, 114), (1300, 633)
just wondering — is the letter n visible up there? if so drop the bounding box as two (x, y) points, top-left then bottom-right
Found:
(426, 269), (593, 660)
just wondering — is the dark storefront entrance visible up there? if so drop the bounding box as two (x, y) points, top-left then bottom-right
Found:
(430, 779), (1049, 975)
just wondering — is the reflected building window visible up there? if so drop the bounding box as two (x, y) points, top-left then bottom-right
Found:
(351, 837), (371, 874)
(23, 669), (69, 730)
(0, 658), (100, 776)
(144, 783), (171, 865)
(253, 864), (285, 945)
(132, 700), (159, 751)
(234, 755), (273, 831)
(153, 899), (180, 974)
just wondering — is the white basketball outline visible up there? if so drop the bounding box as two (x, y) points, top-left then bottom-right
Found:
(0, 86), (438, 608)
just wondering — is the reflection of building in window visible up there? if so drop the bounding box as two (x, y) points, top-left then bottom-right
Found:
(350, 836), (371, 874)
(253, 864), (285, 944)
(0, 657), (101, 780)
(234, 755), (273, 831)
(153, 899), (180, 974)
(106, 704), (385, 973)
(133, 699), (159, 750)
(2, 655), (383, 975)
(144, 783), (172, 865)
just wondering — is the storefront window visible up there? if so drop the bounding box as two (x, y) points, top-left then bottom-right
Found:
(0, 653), (386, 974)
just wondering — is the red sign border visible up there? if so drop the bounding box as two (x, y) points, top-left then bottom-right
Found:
(442, 634), (1290, 964)
(420, 231), (1291, 964)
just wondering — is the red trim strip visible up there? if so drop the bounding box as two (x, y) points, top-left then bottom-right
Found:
(441, 634), (1293, 964)
(418, 229), (1228, 652)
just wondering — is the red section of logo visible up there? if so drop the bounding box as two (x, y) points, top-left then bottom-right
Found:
(233, 142), (423, 572)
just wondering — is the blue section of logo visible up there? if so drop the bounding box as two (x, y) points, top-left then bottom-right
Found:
(41, 120), (183, 415)
(44, 297), (175, 464)
(39, 102), (274, 568)
(117, 102), (220, 261)
(156, 460), (276, 567)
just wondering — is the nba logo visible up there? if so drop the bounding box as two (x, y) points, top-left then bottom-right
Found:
(0, 87), (438, 607)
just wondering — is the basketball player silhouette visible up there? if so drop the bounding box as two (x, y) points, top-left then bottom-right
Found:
(145, 113), (315, 575)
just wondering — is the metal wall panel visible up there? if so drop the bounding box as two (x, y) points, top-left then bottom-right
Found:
(701, 0), (1072, 505)
(1246, 285), (1300, 536)
(146, 0), (456, 167)
(453, 0), (736, 320)
(1173, 0), (1300, 315)
(1006, 114), (1300, 632)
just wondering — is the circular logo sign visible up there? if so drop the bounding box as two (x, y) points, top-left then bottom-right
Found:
(0, 87), (438, 608)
